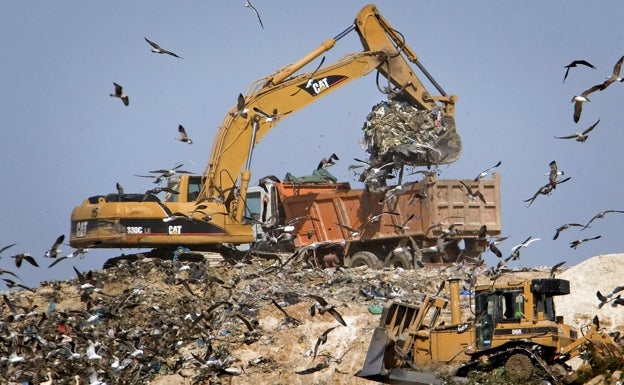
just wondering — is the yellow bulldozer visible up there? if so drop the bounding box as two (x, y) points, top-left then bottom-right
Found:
(357, 277), (622, 384)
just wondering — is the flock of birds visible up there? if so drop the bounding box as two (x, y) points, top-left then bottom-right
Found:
(281, 54), (624, 310)
(0, 238), (402, 384)
(108, 0), (267, 145)
(432, 55), (624, 299)
(0, 235), (93, 290)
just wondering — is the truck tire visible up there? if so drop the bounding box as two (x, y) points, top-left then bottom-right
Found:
(504, 353), (533, 380)
(346, 251), (383, 269)
(385, 251), (412, 269)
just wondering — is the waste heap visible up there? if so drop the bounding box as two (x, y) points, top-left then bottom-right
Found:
(361, 98), (461, 170)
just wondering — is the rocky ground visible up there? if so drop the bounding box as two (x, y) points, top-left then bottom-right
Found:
(0, 252), (622, 385)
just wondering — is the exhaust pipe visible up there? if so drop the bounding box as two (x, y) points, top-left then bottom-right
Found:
(449, 278), (461, 325)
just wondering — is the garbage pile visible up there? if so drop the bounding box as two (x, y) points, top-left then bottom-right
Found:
(361, 99), (462, 169)
(0, 253), (620, 385)
(0, 255), (479, 385)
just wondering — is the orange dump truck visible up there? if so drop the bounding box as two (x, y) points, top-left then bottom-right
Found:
(259, 173), (502, 268)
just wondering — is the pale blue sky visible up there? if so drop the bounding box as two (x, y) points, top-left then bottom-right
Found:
(2, 1), (623, 288)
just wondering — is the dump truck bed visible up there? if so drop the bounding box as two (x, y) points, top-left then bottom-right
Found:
(275, 173), (501, 249)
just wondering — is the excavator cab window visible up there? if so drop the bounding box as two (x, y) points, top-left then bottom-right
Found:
(244, 191), (262, 222)
(165, 177), (181, 202)
(187, 177), (202, 202)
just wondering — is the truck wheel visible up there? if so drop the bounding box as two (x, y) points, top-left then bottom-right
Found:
(385, 251), (412, 269)
(346, 251), (383, 269)
(504, 353), (533, 380)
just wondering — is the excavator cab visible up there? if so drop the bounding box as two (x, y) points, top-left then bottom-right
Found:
(161, 175), (203, 203)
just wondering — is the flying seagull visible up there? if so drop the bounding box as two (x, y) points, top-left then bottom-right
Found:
(510, 235), (541, 253)
(0, 243), (16, 255)
(385, 213), (415, 233)
(486, 236), (508, 258)
(473, 160), (501, 181)
(231, 93), (249, 118)
(149, 163), (193, 178)
(110, 82), (129, 106)
(308, 294), (347, 326)
(244, 0), (264, 29)
(597, 286), (624, 308)
(459, 180), (486, 204)
(176, 125), (193, 144)
(44, 234), (65, 258)
(562, 59), (595, 83)
(582, 209), (624, 230)
(354, 158), (397, 184)
(554, 119), (600, 142)
(10, 253), (39, 268)
(569, 235), (601, 249)
(48, 248), (89, 268)
(144, 37), (182, 58)
(313, 326), (339, 361)
(253, 106), (278, 122)
(2, 278), (35, 292)
(317, 153), (339, 170)
(547, 160), (564, 188)
(549, 261), (566, 278)
(599, 55), (624, 90)
(334, 222), (361, 238)
(570, 85), (603, 123)
(553, 223), (584, 240)
(523, 176), (571, 207)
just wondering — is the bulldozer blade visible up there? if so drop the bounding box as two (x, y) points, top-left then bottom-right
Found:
(356, 327), (388, 379)
(356, 326), (460, 385)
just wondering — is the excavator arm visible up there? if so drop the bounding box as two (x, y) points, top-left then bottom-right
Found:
(200, 4), (458, 223)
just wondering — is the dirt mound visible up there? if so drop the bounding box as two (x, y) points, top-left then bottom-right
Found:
(554, 253), (624, 333)
(0, 253), (621, 384)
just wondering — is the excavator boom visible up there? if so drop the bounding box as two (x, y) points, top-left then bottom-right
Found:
(201, 3), (458, 207)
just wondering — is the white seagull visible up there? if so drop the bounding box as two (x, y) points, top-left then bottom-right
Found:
(599, 55), (624, 90)
(570, 84), (603, 123)
(554, 119), (600, 142)
(176, 124), (193, 144)
(110, 82), (129, 106)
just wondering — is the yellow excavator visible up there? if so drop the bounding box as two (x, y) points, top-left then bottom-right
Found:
(69, 4), (461, 257)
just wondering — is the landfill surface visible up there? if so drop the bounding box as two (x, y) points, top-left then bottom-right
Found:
(1, 252), (623, 385)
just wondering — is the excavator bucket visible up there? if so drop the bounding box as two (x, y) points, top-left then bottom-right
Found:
(362, 101), (461, 168)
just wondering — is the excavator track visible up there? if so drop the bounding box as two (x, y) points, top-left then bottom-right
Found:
(102, 248), (220, 269)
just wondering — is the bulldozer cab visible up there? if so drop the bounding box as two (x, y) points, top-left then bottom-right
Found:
(475, 289), (526, 348)
(473, 279), (571, 350)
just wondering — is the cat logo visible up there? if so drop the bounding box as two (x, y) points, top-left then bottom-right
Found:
(75, 221), (88, 238)
(298, 75), (348, 96)
(168, 225), (182, 235)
